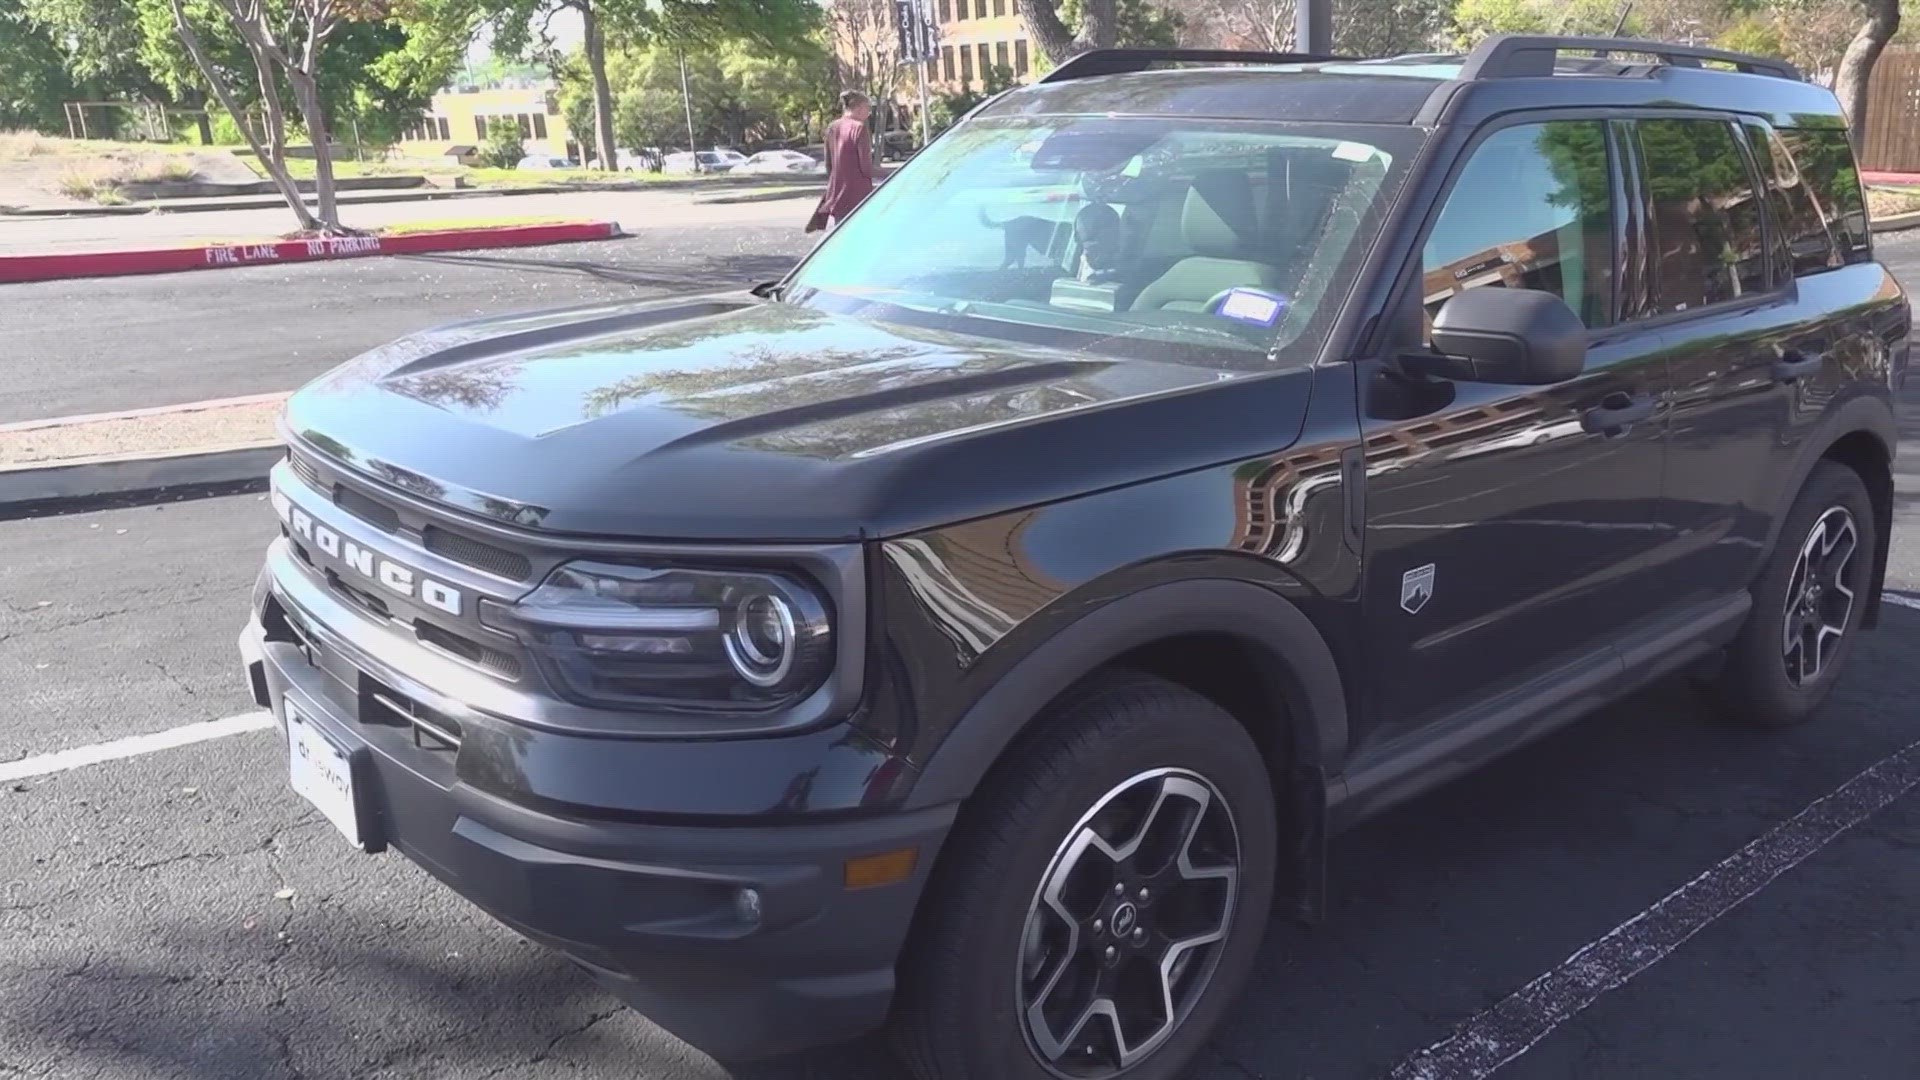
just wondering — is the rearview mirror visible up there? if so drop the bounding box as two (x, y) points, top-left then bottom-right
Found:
(1417, 287), (1587, 385)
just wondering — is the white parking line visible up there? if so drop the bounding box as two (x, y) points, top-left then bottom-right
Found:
(1388, 735), (1920, 1080)
(0, 711), (274, 783)
(1884, 592), (1920, 611)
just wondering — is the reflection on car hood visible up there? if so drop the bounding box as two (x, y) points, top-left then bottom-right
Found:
(285, 295), (1296, 540)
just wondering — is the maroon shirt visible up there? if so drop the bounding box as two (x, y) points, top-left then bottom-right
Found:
(821, 115), (882, 220)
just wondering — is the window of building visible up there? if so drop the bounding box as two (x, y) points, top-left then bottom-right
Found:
(517, 114), (532, 139)
(1422, 121), (1614, 330)
(960, 44), (974, 83)
(532, 113), (547, 140)
(993, 0), (1005, 14)
(1776, 126), (1871, 265)
(1636, 118), (1767, 313)
(995, 40), (1009, 72)
(977, 42), (991, 79)
(938, 0), (950, 20)
(436, 117), (450, 140)
(475, 116), (487, 140)
(1015, 38), (1029, 76)
(975, 0), (987, 18)
(956, 0), (967, 18)
(943, 45), (956, 82)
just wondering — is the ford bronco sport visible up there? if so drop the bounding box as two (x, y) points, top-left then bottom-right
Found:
(240, 36), (1906, 1080)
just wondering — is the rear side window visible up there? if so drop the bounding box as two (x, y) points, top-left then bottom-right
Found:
(1422, 121), (1614, 331)
(1775, 127), (1871, 265)
(1743, 120), (1840, 278)
(1636, 118), (1768, 313)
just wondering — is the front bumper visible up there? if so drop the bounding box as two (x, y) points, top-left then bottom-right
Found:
(239, 578), (954, 1061)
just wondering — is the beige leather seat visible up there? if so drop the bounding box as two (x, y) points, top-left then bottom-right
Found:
(1129, 170), (1282, 312)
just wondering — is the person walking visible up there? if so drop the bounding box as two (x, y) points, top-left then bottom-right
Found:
(808, 91), (884, 234)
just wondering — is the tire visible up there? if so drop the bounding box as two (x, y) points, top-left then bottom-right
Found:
(892, 675), (1277, 1080)
(1713, 460), (1877, 728)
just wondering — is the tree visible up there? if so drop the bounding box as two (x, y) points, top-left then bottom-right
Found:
(0, 9), (84, 133)
(165, 0), (399, 233)
(1835, 0), (1901, 145)
(480, 111), (526, 163)
(1063, 0), (1182, 47)
(397, 0), (818, 183)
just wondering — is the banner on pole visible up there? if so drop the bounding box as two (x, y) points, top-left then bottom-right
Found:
(894, 0), (939, 63)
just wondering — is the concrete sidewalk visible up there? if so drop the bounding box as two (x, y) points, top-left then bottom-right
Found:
(0, 188), (800, 256)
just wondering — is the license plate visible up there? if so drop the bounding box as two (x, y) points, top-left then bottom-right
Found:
(287, 704), (363, 848)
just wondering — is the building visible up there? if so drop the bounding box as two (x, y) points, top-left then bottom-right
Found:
(393, 85), (578, 162)
(927, 0), (1036, 91)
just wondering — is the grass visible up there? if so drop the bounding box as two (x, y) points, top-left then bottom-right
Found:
(240, 152), (748, 190)
(0, 130), (213, 161)
(53, 153), (202, 202)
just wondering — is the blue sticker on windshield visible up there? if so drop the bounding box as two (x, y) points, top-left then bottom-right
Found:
(1216, 288), (1288, 327)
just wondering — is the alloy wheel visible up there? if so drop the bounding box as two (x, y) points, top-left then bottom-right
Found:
(1781, 506), (1859, 688)
(1016, 767), (1241, 1078)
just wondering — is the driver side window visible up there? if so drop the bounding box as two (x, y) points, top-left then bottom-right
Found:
(1422, 122), (1615, 337)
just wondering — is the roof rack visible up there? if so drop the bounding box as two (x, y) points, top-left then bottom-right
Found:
(1457, 34), (1800, 82)
(1040, 48), (1343, 84)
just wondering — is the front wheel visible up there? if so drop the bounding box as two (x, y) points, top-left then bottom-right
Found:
(892, 676), (1277, 1080)
(1712, 460), (1877, 728)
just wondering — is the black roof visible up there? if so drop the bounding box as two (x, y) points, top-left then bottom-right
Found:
(983, 37), (1848, 129)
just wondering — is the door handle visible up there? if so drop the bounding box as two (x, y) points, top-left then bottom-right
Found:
(1581, 392), (1657, 435)
(1773, 349), (1824, 383)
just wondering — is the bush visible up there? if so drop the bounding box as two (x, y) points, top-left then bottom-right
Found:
(480, 120), (525, 169)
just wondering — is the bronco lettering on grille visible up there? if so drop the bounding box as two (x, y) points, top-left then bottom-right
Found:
(280, 498), (463, 617)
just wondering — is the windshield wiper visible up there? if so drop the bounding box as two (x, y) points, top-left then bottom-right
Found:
(750, 280), (786, 301)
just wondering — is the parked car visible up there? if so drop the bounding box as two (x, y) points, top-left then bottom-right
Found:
(662, 150), (735, 174)
(242, 37), (1905, 1080)
(607, 147), (662, 172)
(735, 149), (825, 176)
(513, 154), (574, 171)
(712, 147), (750, 168)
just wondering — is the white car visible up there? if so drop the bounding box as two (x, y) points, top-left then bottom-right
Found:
(736, 150), (825, 176)
(712, 148), (750, 168)
(515, 154), (575, 171)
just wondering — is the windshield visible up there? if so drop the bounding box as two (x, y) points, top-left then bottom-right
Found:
(788, 116), (1421, 366)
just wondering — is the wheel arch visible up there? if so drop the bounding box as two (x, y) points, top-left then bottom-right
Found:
(1765, 397), (1896, 628)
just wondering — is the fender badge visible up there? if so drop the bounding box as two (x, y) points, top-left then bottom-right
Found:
(1401, 563), (1436, 615)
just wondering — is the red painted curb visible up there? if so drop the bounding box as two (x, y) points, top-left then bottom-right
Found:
(1863, 171), (1920, 186)
(0, 220), (624, 284)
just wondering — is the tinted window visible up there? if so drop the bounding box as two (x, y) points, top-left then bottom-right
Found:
(1777, 127), (1871, 264)
(1638, 119), (1767, 313)
(1423, 121), (1613, 331)
(1742, 120), (1837, 279)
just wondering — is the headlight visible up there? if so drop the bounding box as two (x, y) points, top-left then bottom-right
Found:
(480, 561), (833, 712)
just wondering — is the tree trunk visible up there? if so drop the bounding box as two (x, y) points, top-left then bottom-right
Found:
(1834, 0), (1900, 150)
(169, 0), (316, 231)
(288, 71), (340, 231)
(581, 3), (619, 169)
(1018, 0), (1084, 63)
(186, 88), (215, 145)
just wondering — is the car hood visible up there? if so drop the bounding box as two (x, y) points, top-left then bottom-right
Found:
(285, 296), (1311, 540)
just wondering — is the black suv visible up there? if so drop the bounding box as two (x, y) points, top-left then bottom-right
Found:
(240, 36), (1906, 1080)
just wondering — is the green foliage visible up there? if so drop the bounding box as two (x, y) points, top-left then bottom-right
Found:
(1715, 14), (1787, 58)
(1062, 0), (1182, 48)
(0, 8), (83, 133)
(1449, 0), (1637, 48)
(562, 36), (834, 152)
(931, 64), (1016, 132)
(481, 114), (526, 166)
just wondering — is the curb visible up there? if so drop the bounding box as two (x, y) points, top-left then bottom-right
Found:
(0, 219), (624, 284)
(694, 186), (825, 205)
(1870, 208), (1920, 233)
(0, 442), (282, 509)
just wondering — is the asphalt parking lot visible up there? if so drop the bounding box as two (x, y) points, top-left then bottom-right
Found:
(1, 234), (1917, 1080)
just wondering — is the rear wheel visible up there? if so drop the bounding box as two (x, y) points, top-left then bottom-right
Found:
(1713, 461), (1876, 728)
(892, 676), (1276, 1080)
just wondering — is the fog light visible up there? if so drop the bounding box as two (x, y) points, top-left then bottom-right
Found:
(734, 887), (763, 925)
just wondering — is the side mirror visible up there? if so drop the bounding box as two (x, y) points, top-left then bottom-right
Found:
(1416, 287), (1587, 385)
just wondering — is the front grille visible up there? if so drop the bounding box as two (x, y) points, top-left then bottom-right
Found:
(289, 452), (324, 491)
(326, 569), (392, 620)
(416, 620), (522, 678)
(335, 486), (401, 532)
(424, 525), (532, 581)
(361, 677), (462, 750)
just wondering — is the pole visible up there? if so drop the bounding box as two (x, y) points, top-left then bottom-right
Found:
(916, 59), (932, 147)
(1295, 0), (1331, 55)
(679, 51), (698, 168)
